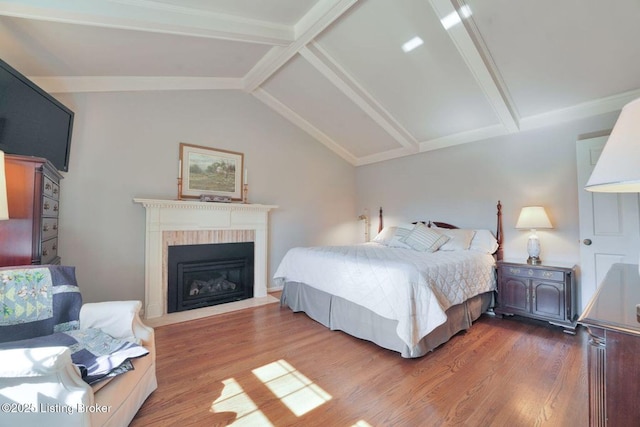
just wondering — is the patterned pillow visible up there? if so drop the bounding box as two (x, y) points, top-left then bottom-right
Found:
(401, 223), (450, 252)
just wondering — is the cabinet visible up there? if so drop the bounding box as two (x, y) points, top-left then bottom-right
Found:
(0, 154), (63, 266)
(495, 261), (577, 333)
(578, 263), (640, 426)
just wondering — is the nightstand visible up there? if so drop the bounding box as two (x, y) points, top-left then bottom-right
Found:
(495, 260), (577, 334)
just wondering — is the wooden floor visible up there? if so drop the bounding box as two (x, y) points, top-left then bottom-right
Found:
(131, 298), (589, 427)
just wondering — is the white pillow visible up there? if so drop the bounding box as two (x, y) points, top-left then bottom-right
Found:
(469, 229), (499, 254)
(401, 223), (450, 252)
(372, 226), (412, 249)
(437, 229), (476, 251)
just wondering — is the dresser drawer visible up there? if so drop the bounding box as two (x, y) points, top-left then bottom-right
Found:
(42, 195), (59, 217)
(42, 218), (58, 241)
(43, 176), (60, 200)
(41, 238), (58, 264)
(501, 266), (565, 282)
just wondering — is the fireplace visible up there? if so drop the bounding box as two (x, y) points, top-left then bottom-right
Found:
(134, 198), (276, 321)
(167, 242), (254, 313)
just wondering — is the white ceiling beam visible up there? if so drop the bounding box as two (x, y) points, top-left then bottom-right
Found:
(355, 147), (422, 167)
(0, 0), (292, 45)
(29, 76), (244, 94)
(419, 124), (508, 153)
(428, 0), (519, 133)
(301, 43), (419, 151)
(253, 88), (358, 165)
(519, 89), (640, 131)
(243, 0), (358, 92)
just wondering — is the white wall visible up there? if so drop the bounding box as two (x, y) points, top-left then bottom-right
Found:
(356, 112), (620, 268)
(55, 90), (358, 303)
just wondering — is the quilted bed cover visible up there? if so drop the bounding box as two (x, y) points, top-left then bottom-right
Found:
(273, 243), (496, 347)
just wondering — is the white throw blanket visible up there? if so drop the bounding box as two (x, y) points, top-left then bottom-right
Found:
(273, 243), (496, 347)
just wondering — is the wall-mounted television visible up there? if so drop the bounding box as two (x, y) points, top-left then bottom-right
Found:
(0, 58), (74, 172)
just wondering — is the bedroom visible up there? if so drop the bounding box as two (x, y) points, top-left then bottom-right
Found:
(0, 0), (639, 425)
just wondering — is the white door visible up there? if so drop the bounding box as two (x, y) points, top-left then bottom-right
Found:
(576, 135), (640, 310)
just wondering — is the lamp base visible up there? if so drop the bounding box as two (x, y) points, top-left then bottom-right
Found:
(527, 256), (541, 265)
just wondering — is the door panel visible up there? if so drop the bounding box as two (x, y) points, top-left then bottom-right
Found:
(576, 136), (640, 311)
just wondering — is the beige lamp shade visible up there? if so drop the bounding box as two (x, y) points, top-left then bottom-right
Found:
(515, 206), (552, 230)
(585, 97), (640, 192)
(0, 151), (8, 220)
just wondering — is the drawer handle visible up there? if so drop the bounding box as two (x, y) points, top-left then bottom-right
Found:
(53, 224), (58, 230)
(509, 268), (520, 274)
(52, 244), (57, 251)
(45, 183), (51, 190)
(42, 249), (48, 256)
(53, 188), (58, 195)
(43, 224), (49, 231)
(543, 271), (554, 278)
(527, 269), (534, 276)
(53, 204), (58, 212)
(44, 202), (50, 210)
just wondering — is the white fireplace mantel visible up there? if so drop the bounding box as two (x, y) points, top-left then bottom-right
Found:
(134, 198), (277, 320)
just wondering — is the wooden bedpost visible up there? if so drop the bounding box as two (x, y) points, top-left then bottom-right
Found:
(378, 207), (383, 233)
(496, 200), (503, 261)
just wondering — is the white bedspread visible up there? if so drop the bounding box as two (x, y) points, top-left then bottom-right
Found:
(273, 243), (496, 347)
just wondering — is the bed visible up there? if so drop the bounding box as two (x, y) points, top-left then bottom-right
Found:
(274, 201), (504, 358)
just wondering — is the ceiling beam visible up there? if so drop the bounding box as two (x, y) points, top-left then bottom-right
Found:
(0, 0), (293, 45)
(253, 88), (358, 165)
(428, 0), (519, 133)
(301, 43), (419, 151)
(30, 76), (244, 93)
(243, 0), (358, 92)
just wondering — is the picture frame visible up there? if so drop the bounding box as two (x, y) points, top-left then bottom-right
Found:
(179, 143), (244, 201)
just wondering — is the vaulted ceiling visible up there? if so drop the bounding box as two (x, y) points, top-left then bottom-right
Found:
(2, 0), (640, 166)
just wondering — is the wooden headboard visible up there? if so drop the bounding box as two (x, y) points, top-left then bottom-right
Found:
(377, 201), (504, 261)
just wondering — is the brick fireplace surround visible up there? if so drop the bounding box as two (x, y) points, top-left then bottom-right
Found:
(134, 198), (277, 326)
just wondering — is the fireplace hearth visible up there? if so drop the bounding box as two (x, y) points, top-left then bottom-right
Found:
(168, 242), (254, 313)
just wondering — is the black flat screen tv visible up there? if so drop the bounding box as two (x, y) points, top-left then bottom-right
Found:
(0, 58), (74, 172)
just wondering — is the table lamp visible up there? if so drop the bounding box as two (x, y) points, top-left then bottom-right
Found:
(516, 206), (552, 265)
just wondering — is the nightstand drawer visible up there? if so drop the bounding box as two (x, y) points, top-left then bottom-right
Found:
(501, 266), (564, 282)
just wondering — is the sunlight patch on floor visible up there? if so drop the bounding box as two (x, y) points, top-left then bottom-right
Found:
(252, 359), (332, 417)
(352, 421), (374, 427)
(210, 378), (273, 426)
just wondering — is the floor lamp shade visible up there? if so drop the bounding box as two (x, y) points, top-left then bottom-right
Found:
(585, 97), (640, 192)
(584, 97), (640, 281)
(0, 151), (8, 221)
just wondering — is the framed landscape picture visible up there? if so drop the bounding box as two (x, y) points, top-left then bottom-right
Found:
(179, 143), (244, 200)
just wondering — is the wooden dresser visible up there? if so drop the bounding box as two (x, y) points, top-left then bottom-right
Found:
(578, 263), (640, 426)
(0, 154), (63, 266)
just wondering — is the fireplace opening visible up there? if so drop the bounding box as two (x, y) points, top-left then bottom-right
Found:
(167, 242), (254, 313)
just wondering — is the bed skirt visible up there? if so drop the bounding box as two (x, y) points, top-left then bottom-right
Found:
(280, 281), (493, 358)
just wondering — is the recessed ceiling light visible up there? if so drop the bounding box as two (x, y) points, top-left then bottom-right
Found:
(402, 36), (424, 53)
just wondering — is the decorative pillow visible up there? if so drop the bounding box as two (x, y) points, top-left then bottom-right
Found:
(372, 225), (413, 249)
(469, 229), (499, 254)
(438, 229), (476, 251)
(401, 223), (450, 252)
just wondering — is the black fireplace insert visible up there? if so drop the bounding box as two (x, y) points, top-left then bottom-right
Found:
(167, 242), (254, 313)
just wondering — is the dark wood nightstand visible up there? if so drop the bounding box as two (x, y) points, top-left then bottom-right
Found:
(495, 260), (577, 334)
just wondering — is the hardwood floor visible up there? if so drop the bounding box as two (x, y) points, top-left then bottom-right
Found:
(131, 299), (588, 427)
